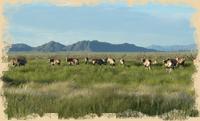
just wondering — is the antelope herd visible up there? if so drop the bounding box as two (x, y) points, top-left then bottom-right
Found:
(10, 55), (197, 73)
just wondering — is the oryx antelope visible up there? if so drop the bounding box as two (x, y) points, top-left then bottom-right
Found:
(91, 58), (106, 65)
(66, 57), (79, 65)
(11, 56), (27, 66)
(106, 57), (116, 66)
(163, 58), (178, 73)
(142, 58), (152, 70)
(48, 58), (61, 66)
(176, 57), (185, 66)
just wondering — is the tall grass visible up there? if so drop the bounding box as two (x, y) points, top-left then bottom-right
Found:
(2, 52), (198, 119)
(4, 89), (197, 119)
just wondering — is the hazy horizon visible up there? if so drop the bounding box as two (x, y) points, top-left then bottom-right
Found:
(12, 40), (196, 48)
(4, 2), (196, 47)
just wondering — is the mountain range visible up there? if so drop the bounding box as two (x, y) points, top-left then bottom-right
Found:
(9, 40), (156, 52)
(9, 40), (197, 52)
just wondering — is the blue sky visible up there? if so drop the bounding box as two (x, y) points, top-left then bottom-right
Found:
(4, 2), (196, 47)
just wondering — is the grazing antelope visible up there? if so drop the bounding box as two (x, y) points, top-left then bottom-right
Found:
(11, 56), (27, 66)
(142, 58), (152, 70)
(119, 58), (125, 65)
(74, 58), (79, 65)
(106, 57), (115, 66)
(91, 58), (105, 65)
(66, 57), (79, 65)
(48, 58), (61, 66)
(176, 57), (185, 66)
(163, 58), (178, 73)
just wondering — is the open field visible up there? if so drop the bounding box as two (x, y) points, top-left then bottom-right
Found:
(2, 52), (198, 119)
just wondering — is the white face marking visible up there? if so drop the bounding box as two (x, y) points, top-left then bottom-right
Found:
(144, 60), (150, 67)
(120, 59), (124, 64)
(107, 58), (115, 64)
(164, 60), (172, 67)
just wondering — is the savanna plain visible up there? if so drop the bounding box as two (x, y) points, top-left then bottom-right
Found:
(2, 52), (199, 120)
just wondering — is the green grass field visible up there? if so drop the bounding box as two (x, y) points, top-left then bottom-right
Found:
(2, 52), (198, 119)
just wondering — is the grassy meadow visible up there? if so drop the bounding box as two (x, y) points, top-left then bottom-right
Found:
(2, 52), (199, 119)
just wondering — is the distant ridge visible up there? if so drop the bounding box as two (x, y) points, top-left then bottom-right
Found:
(9, 40), (157, 52)
(35, 41), (66, 52)
(147, 44), (197, 52)
(10, 40), (196, 52)
(9, 43), (33, 52)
